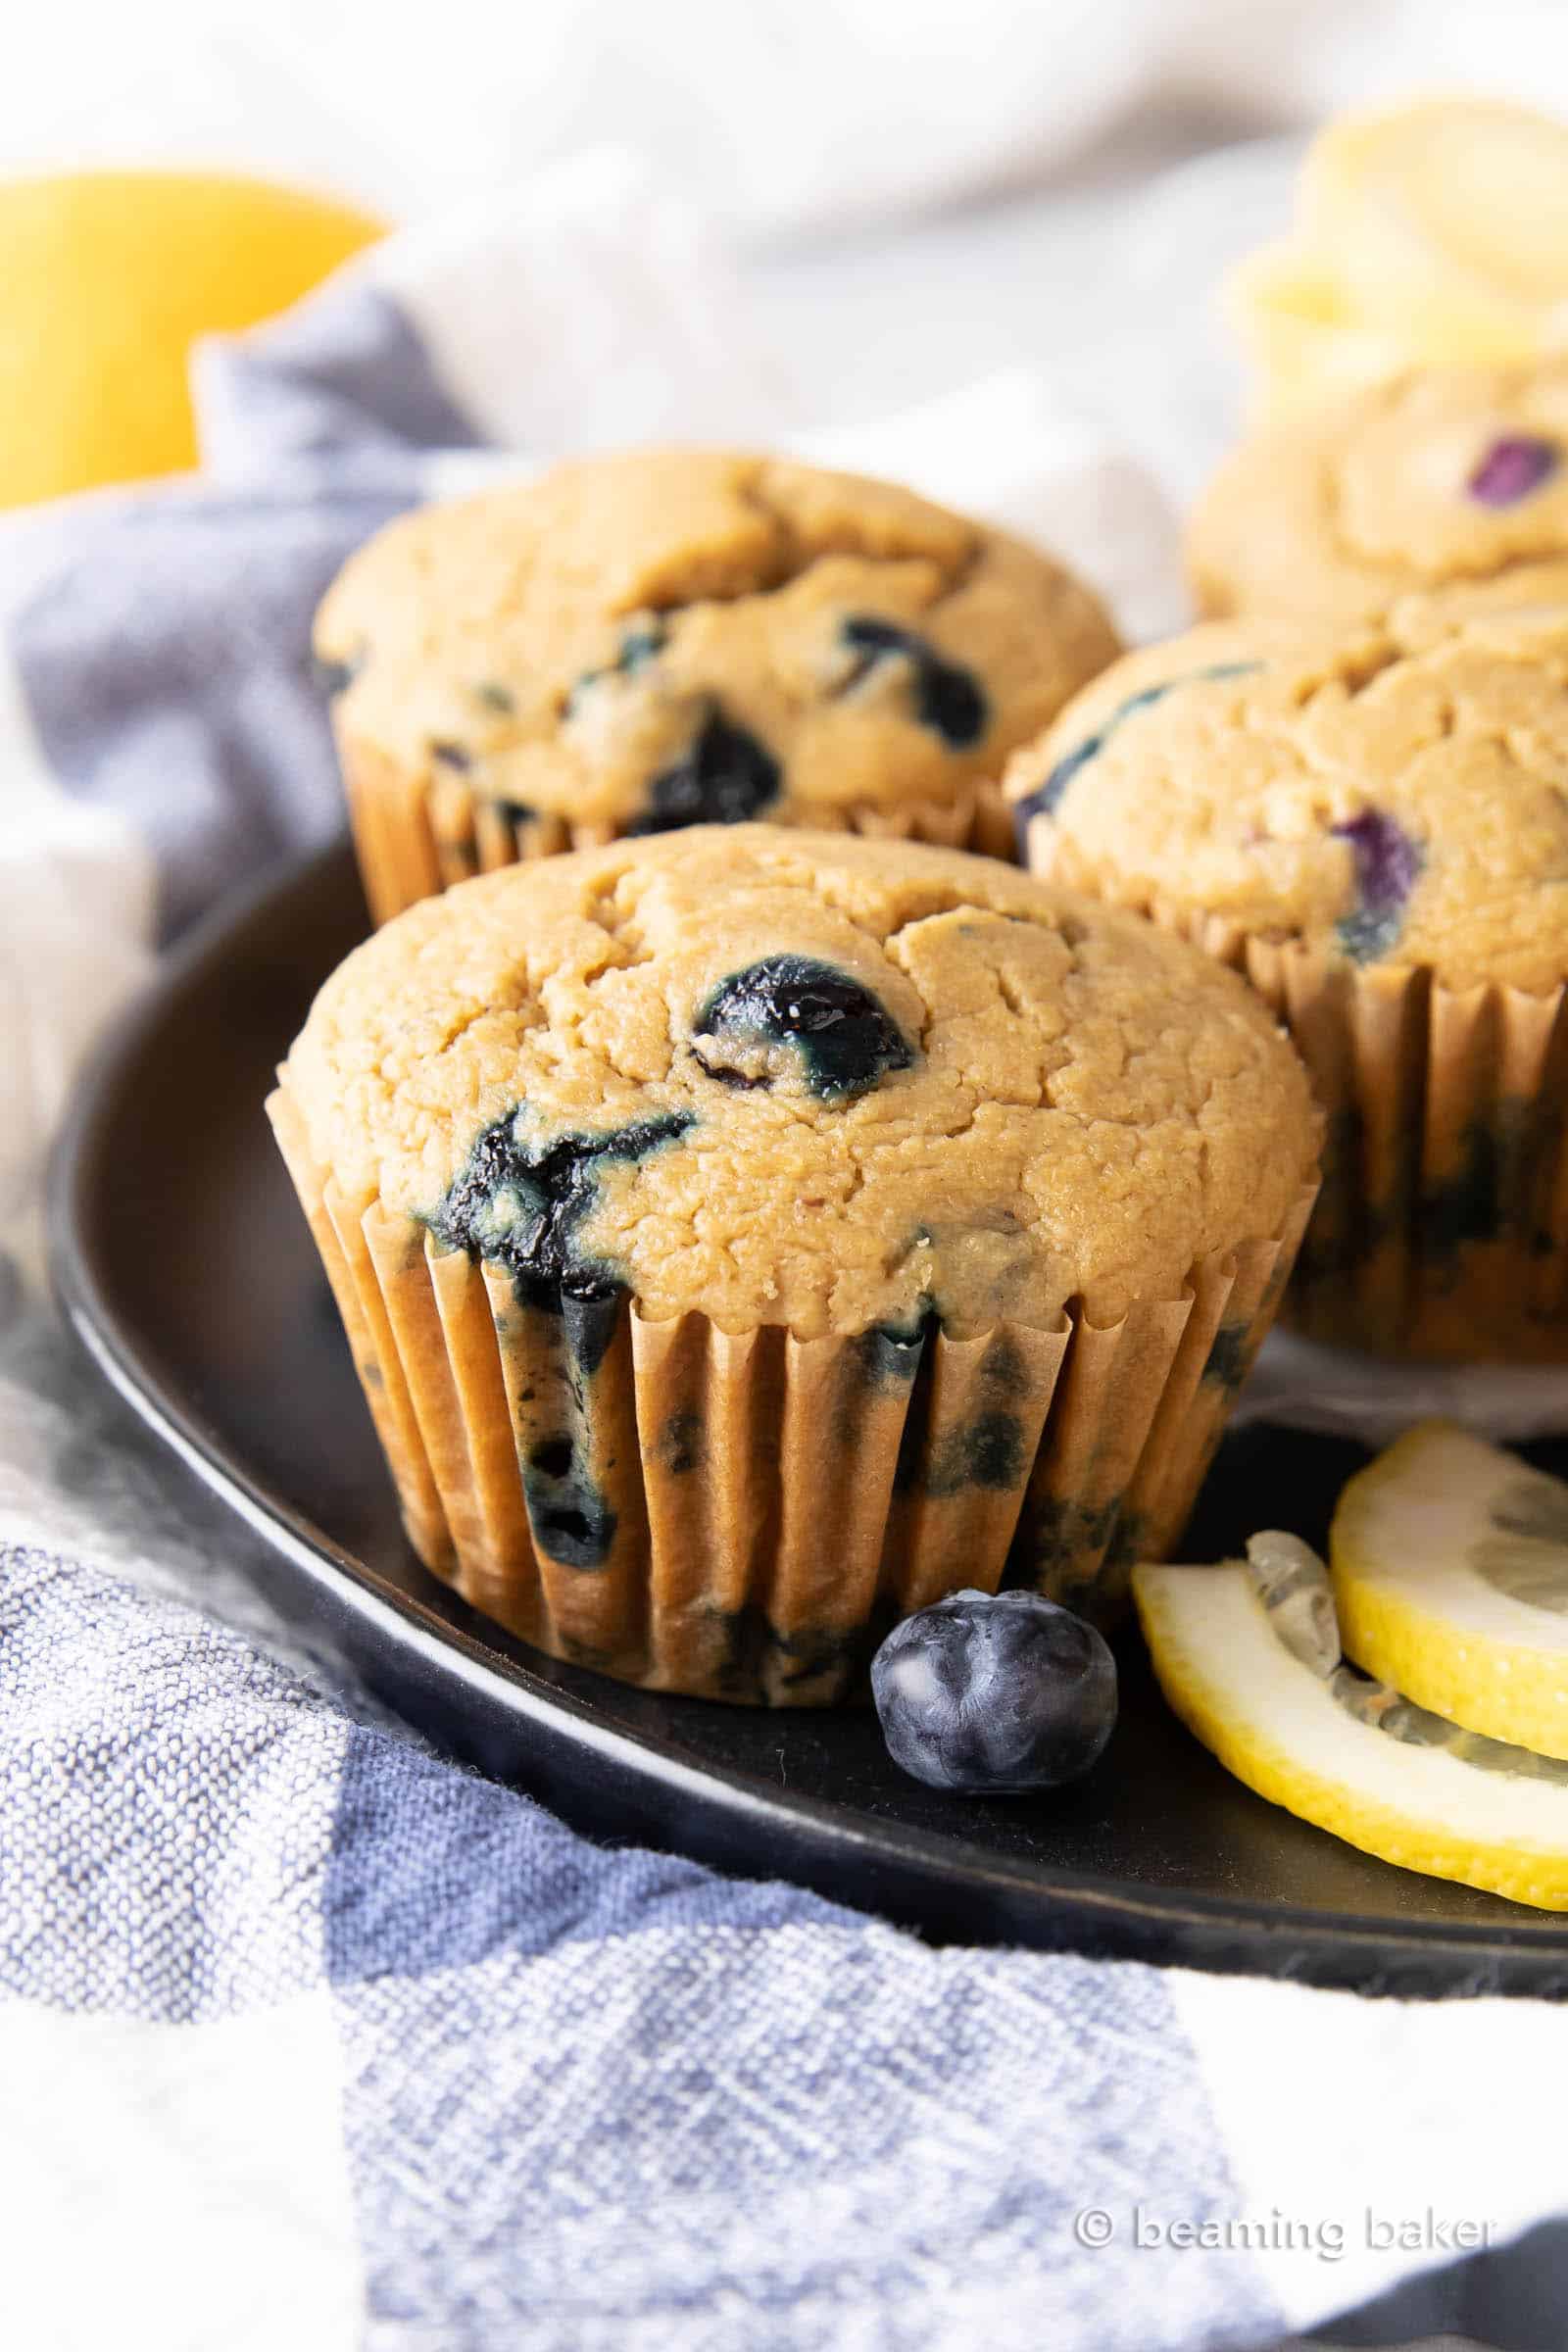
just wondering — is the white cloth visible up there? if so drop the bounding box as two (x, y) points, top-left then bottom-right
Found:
(4, 0), (1568, 237)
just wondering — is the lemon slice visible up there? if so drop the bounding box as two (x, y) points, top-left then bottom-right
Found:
(1301, 96), (1568, 360)
(1331, 1421), (1568, 1762)
(1135, 1548), (1568, 1910)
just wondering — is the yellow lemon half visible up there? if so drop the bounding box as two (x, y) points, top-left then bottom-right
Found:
(0, 170), (383, 508)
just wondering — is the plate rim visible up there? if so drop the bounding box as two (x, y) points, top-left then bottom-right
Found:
(48, 834), (1568, 1993)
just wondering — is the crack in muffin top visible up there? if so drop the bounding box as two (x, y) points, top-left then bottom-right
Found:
(314, 449), (1119, 827)
(281, 826), (1319, 1338)
(1005, 605), (1568, 993)
(1189, 361), (1568, 630)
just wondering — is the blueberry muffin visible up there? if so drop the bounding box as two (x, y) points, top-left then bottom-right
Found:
(1189, 360), (1568, 629)
(1006, 603), (1568, 1362)
(270, 825), (1317, 1700)
(315, 448), (1120, 922)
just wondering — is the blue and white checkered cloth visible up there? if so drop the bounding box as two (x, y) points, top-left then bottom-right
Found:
(3, 150), (1567, 2352)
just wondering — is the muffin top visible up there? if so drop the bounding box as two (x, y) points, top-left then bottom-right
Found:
(1005, 603), (1568, 993)
(282, 826), (1317, 1339)
(314, 449), (1118, 828)
(1189, 362), (1568, 629)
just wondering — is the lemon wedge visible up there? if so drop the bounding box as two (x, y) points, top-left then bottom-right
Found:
(1332, 1422), (1568, 1762)
(1135, 1542), (1568, 1911)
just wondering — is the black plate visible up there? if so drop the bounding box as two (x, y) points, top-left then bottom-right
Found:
(52, 839), (1568, 1993)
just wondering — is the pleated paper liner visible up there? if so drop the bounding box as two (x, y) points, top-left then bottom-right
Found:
(336, 733), (1017, 928)
(1019, 849), (1568, 1364)
(269, 1081), (1312, 1702)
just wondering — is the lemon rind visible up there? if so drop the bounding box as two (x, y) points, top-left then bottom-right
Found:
(1331, 1423), (1568, 1763)
(1134, 1563), (1568, 1912)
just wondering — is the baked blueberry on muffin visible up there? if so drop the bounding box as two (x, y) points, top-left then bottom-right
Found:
(1188, 360), (1568, 629)
(270, 826), (1317, 1701)
(314, 449), (1120, 921)
(1006, 603), (1568, 1362)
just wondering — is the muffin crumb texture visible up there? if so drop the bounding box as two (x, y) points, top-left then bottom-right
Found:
(1190, 361), (1568, 628)
(1007, 607), (1568, 994)
(316, 449), (1119, 831)
(283, 827), (1319, 1340)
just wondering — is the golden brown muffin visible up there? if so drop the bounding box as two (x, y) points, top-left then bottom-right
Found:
(1189, 361), (1568, 629)
(315, 448), (1120, 921)
(270, 826), (1317, 1698)
(1006, 604), (1568, 1361)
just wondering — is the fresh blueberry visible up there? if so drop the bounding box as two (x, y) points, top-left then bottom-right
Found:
(693, 955), (912, 1102)
(1332, 808), (1421, 962)
(1467, 434), (1559, 508)
(871, 1588), (1116, 1793)
(838, 615), (988, 748)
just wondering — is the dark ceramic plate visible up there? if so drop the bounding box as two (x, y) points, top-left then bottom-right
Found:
(51, 839), (1568, 1993)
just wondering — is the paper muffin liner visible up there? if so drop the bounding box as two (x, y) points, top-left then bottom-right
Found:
(269, 1079), (1312, 1703)
(1128, 897), (1568, 1365)
(336, 732), (1016, 927)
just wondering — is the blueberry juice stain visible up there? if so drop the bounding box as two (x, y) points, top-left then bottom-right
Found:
(523, 1432), (618, 1570)
(1467, 434), (1559, 508)
(837, 615), (988, 749)
(1332, 808), (1421, 962)
(428, 1110), (696, 1566)
(565, 618), (669, 714)
(431, 1109), (696, 1309)
(563, 612), (782, 835)
(1010, 662), (1261, 853)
